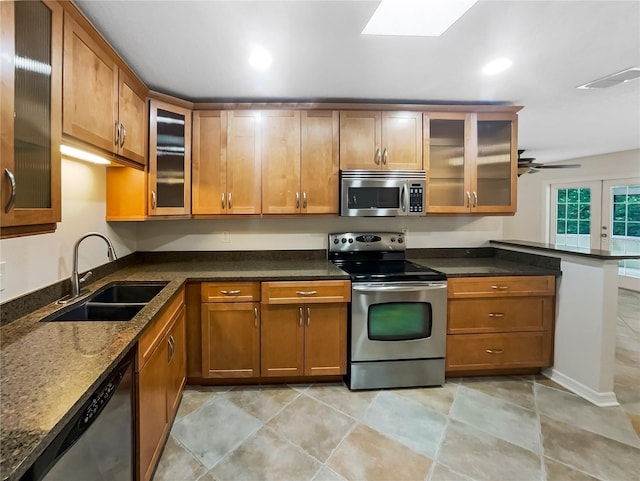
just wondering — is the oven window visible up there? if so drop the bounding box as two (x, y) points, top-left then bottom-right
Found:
(368, 302), (432, 341)
(347, 187), (400, 209)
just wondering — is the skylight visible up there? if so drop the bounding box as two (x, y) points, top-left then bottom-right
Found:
(362, 0), (478, 37)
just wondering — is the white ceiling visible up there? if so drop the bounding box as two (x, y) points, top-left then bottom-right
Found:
(75, 0), (640, 165)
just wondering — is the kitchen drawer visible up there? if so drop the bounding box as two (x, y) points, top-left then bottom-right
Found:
(448, 276), (555, 298)
(448, 297), (554, 333)
(261, 280), (351, 305)
(201, 282), (260, 303)
(446, 332), (552, 371)
(138, 287), (185, 370)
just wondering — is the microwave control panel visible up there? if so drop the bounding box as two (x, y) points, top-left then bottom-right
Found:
(409, 183), (424, 213)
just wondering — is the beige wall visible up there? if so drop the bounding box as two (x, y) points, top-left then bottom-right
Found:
(0, 159), (137, 303)
(503, 149), (640, 242)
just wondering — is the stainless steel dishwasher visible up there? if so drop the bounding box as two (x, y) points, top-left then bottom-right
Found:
(22, 351), (133, 481)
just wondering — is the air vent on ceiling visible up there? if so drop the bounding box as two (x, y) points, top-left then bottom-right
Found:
(577, 67), (640, 89)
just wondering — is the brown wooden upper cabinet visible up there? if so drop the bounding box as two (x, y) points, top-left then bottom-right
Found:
(192, 110), (261, 215)
(63, 11), (147, 165)
(148, 99), (192, 216)
(262, 110), (339, 214)
(424, 112), (518, 214)
(339, 111), (422, 170)
(0, 1), (62, 238)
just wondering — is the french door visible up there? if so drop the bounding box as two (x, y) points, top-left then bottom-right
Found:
(550, 178), (640, 291)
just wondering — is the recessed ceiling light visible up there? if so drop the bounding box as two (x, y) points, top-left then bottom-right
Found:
(61, 145), (110, 165)
(362, 0), (478, 37)
(482, 57), (513, 75)
(248, 46), (272, 71)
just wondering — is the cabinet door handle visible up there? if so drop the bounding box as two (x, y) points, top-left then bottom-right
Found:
(491, 285), (509, 290)
(220, 289), (241, 295)
(295, 290), (317, 296)
(228, 192), (232, 209)
(466, 191), (471, 208)
(302, 191), (307, 208)
(254, 307), (258, 328)
(488, 312), (505, 318)
(168, 336), (175, 362)
(221, 192), (226, 209)
(382, 148), (388, 165)
(299, 307), (303, 327)
(151, 190), (157, 209)
(375, 147), (381, 165)
(114, 121), (120, 146)
(4, 168), (16, 213)
(120, 124), (126, 148)
(296, 191), (300, 209)
(485, 349), (504, 355)
(306, 306), (311, 326)
(472, 191), (478, 208)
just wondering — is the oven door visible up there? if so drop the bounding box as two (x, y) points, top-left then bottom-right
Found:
(351, 282), (447, 362)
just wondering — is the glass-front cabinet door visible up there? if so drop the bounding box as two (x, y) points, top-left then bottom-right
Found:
(424, 112), (517, 214)
(424, 113), (470, 213)
(148, 99), (192, 216)
(472, 113), (517, 214)
(0, 0), (62, 237)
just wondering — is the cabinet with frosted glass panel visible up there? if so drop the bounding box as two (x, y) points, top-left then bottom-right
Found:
(0, 0), (62, 238)
(148, 99), (192, 216)
(424, 112), (518, 214)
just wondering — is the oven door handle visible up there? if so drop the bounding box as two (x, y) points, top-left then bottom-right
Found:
(353, 283), (447, 292)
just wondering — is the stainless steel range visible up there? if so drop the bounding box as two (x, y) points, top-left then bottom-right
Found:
(329, 232), (447, 390)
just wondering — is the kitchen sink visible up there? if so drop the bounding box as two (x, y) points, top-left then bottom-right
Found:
(89, 283), (167, 304)
(43, 282), (168, 322)
(47, 303), (145, 322)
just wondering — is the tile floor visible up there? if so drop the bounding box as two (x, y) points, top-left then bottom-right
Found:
(153, 289), (640, 481)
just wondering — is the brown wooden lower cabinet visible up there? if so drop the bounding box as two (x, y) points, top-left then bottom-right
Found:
(260, 303), (347, 377)
(136, 288), (186, 481)
(200, 282), (261, 378)
(445, 275), (556, 375)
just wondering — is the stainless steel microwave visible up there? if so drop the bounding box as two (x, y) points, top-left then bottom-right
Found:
(340, 170), (426, 217)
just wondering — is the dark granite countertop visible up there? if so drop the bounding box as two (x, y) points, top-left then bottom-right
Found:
(0, 247), (561, 481)
(490, 239), (640, 260)
(0, 257), (347, 481)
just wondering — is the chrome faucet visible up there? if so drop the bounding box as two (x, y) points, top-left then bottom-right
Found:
(70, 232), (118, 299)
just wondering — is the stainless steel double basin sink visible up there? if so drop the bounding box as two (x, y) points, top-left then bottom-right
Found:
(43, 282), (168, 322)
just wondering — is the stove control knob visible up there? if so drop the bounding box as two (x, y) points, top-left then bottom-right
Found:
(333, 238), (339, 244)
(390, 237), (396, 243)
(398, 237), (404, 244)
(348, 238), (354, 243)
(341, 238), (347, 244)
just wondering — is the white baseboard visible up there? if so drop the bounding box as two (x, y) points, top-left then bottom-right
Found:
(542, 368), (620, 407)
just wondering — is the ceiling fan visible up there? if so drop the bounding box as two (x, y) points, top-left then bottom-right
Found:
(518, 150), (581, 176)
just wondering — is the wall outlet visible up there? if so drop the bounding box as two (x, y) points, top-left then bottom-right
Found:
(0, 261), (5, 292)
(222, 231), (230, 243)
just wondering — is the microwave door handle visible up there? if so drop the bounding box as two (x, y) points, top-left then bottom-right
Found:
(401, 184), (408, 213)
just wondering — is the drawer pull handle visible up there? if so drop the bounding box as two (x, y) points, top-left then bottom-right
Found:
(221, 290), (241, 295)
(295, 290), (317, 296)
(485, 349), (504, 355)
(491, 285), (509, 290)
(488, 312), (505, 318)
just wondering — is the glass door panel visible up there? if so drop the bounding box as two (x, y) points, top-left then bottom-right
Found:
(602, 179), (640, 290)
(368, 302), (432, 341)
(155, 108), (185, 208)
(476, 119), (511, 206)
(550, 181), (601, 250)
(426, 116), (466, 209)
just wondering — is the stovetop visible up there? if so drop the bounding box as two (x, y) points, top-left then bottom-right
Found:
(328, 232), (447, 282)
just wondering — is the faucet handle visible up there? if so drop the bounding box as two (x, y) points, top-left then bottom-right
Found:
(79, 271), (93, 285)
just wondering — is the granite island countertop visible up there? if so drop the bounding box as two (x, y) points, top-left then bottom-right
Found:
(0, 257), (348, 481)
